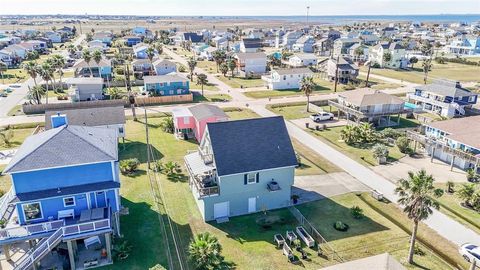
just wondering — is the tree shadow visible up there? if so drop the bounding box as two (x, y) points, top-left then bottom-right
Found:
(166, 172), (188, 183)
(119, 141), (163, 164)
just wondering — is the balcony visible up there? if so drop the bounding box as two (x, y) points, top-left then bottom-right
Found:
(185, 151), (219, 198)
(407, 93), (452, 109)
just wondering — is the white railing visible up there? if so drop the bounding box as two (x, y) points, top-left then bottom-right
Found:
(407, 94), (452, 109)
(14, 218), (111, 270)
(0, 188), (15, 220)
(0, 220), (64, 241)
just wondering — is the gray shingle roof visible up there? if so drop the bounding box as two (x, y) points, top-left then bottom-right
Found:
(16, 181), (120, 201)
(4, 125), (118, 173)
(415, 80), (476, 98)
(44, 106), (126, 130)
(143, 74), (188, 84)
(207, 116), (297, 176)
(188, 104), (228, 120)
(273, 68), (313, 75)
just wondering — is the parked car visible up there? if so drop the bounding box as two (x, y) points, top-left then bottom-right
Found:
(310, 112), (334, 122)
(459, 243), (480, 263)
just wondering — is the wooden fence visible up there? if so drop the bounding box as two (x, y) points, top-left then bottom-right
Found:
(135, 94), (193, 106)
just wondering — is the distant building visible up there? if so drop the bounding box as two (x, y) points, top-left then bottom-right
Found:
(325, 56), (359, 83)
(172, 104), (229, 141)
(288, 53), (318, 67)
(240, 38), (262, 53)
(234, 52), (267, 78)
(262, 68), (313, 90)
(369, 42), (408, 69)
(143, 74), (190, 96)
(66, 77), (105, 102)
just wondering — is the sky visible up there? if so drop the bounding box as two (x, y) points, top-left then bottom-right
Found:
(1, 0), (479, 16)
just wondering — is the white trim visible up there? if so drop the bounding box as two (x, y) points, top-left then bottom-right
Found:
(115, 189), (120, 211)
(21, 201), (44, 222)
(111, 161), (117, 182)
(63, 196), (76, 207)
(246, 172), (256, 184)
(86, 192), (91, 209)
(94, 192), (98, 208)
(17, 188), (117, 204)
(219, 165), (296, 178)
(8, 159), (117, 174)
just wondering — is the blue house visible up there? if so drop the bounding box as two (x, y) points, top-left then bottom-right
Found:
(408, 79), (478, 118)
(124, 35), (142, 47)
(184, 116), (298, 221)
(0, 118), (120, 269)
(143, 74), (190, 96)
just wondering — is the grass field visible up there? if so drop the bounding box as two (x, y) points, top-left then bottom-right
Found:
(268, 103), (338, 120)
(292, 139), (341, 176)
(189, 80), (219, 91)
(360, 61), (480, 84)
(0, 126), (38, 151)
(434, 183), (480, 235)
(309, 126), (405, 166)
(193, 93), (232, 102)
(104, 113), (463, 270)
(196, 60), (219, 74)
(217, 75), (265, 89)
(0, 165), (10, 194)
(1, 69), (29, 85)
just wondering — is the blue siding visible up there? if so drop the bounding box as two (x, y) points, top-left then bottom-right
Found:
(16, 189), (119, 225)
(145, 81), (190, 96)
(12, 162), (114, 194)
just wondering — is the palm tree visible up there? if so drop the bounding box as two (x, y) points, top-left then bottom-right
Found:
(23, 61), (40, 86)
(188, 232), (224, 270)
(154, 43), (163, 55)
(457, 183), (476, 207)
(92, 50), (103, 77)
(45, 58), (59, 93)
(67, 44), (76, 57)
(395, 169), (443, 264)
(219, 62), (228, 77)
(145, 47), (156, 75)
(0, 61), (7, 84)
(340, 125), (357, 145)
(187, 57), (197, 82)
(354, 47), (364, 62)
(82, 50), (93, 77)
(40, 62), (54, 104)
(212, 50), (226, 72)
(52, 54), (66, 90)
(422, 59), (433, 84)
(382, 51), (392, 65)
(300, 76), (316, 112)
(227, 59), (236, 78)
(196, 73), (208, 96)
(28, 85), (46, 104)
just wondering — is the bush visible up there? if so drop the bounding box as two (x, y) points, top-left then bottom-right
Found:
(350, 206), (364, 219)
(380, 128), (401, 139)
(119, 158), (140, 175)
(178, 64), (186, 73)
(333, 221), (349, 231)
(160, 117), (174, 133)
(413, 245), (426, 256)
(115, 67), (125, 75)
(395, 136), (411, 154)
(372, 143), (389, 159)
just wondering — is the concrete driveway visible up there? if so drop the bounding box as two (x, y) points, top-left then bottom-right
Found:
(292, 172), (370, 204)
(372, 153), (467, 183)
(291, 118), (347, 129)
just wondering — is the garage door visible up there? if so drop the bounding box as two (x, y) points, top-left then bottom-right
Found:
(214, 202), (229, 219)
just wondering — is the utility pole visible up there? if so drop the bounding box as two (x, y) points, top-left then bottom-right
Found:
(334, 55), (340, 92)
(306, 6), (310, 25)
(125, 64), (137, 121)
(144, 105), (151, 170)
(365, 60), (371, 87)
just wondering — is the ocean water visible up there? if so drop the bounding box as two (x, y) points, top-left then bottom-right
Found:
(205, 14), (480, 25)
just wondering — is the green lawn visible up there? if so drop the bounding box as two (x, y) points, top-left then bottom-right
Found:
(222, 107), (259, 120)
(106, 113), (463, 270)
(172, 47), (194, 58)
(268, 103), (338, 120)
(7, 105), (24, 117)
(356, 73), (401, 90)
(309, 126), (405, 166)
(434, 183), (480, 234)
(0, 126), (38, 150)
(1, 68), (28, 84)
(190, 80), (219, 91)
(193, 93), (232, 103)
(217, 75), (265, 89)
(0, 165), (11, 195)
(360, 61), (480, 84)
(196, 60), (219, 74)
(292, 139), (341, 176)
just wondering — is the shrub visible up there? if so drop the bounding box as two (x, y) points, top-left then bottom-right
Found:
(350, 206), (364, 219)
(119, 158), (140, 175)
(413, 245), (426, 256)
(333, 221), (349, 231)
(380, 128), (401, 139)
(395, 136), (411, 154)
(115, 67), (125, 75)
(372, 143), (389, 159)
(178, 64), (186, 73)
(160, 117), (174, 133)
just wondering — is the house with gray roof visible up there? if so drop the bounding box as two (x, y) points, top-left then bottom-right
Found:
(325, 56), (359, 83)
(45, 105), (126, 137)
(369, 42), (408, 69)
(184, 116), (297, 221)
(407, 79), (478, 118)
(172, 104), (229, 141)
(262, 68), (313, 90)
(0, 124), (121, 269)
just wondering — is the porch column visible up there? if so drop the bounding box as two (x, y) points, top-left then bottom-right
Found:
(414, 141), (418, 153)
(397, 114), (401, 124)
(3, 245), (11, 261)
(431, 146), (435, 162)
(105, 233), (113, 263)
(450, 156), (456, 171)
(67, 240), (76, 270)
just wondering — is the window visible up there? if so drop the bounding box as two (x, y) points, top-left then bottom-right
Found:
(247, 173), (256, 184)
(118, 127), (124, 134)
(63, 197), (75, 207)
(469, 96), (476, 102)
(169, 90), (174, 95)
(23, 202), (43, 221)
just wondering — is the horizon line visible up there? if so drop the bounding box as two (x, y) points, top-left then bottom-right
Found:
(1, 13), (480, 17)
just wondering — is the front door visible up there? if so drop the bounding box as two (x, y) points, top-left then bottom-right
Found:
(213, 202), (229, 219)
(96, 191), (107, 208)
(248, 197), (256, 213)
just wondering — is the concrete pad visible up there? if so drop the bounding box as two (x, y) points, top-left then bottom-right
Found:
(291, 118), (347, 129)
(292, 172), (370, 204)
(372, 153), (467, 183)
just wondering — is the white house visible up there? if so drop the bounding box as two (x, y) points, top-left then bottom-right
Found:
(234, 52), (267, 77)
(44, 31), (62, 43)
(153, 59), (177, 75)
(262, 68), (313, 90)
(446, 35), (480, 55)
(369, 42), (408, 69)
(288, 54), (318, 67)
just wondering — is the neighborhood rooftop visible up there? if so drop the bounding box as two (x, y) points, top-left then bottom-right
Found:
(44, 106), (126, 129)
(207, 116), (297, 176)
(338, 89), (404, 107)
(427, 115), (480, 150)
(3, 125), (118, 173)
(143, 74), (188, 83)
(416, 79), (476, 98)
(188, 104), (228, 120)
